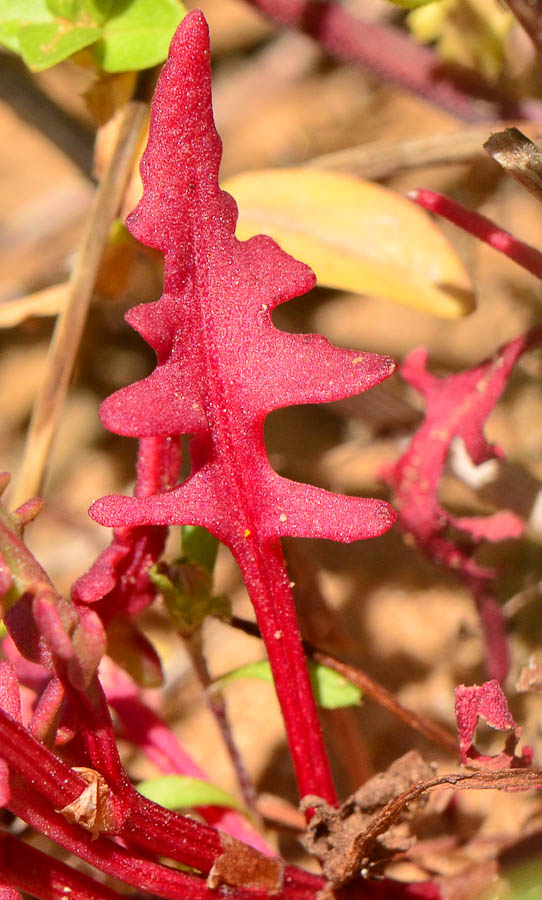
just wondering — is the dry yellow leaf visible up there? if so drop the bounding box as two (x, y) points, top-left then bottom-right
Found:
(223, 168), (475, 318)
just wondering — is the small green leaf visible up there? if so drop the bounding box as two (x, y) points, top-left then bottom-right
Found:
(0, 0), (52, 52)
(81, 0), (111, 23)
(0, 21), (22, 52)
(17, 20), (100, 69)
(46, 0), (81, 21)
(217, 659), (362, 709)
(0, 0), (51, 24)
(137, 775), (244, 812)
(309, 661), (363, 709)
(182, 525), (219, 573)
(92, 0), (186, 72)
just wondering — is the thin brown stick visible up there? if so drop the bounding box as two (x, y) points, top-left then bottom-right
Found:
(309, 122), (542, 180)
(229, 616), (458, 757)
(325, 767), (542, 885)
(12, 100), (147, 509)
(186, 631), (259, 812)
(484, 127), (542, 204)
(502, 0), (542, 54)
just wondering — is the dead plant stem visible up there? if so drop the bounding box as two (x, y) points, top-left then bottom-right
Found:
(12, 99), (147, 509)
(185, 630), (259, 812)
(309, 123), (542, 180)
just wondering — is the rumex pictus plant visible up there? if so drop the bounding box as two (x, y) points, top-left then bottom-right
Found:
(1, 5), (542, 900)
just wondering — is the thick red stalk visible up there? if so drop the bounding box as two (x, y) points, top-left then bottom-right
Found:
(234, 534), (336, 801)
(0, 705), (326, 898)
(244, 0), (542, 122)
(411, 189), (542, 278)
(0, 705), (222, 872)
(6, 783), (223, 900)
(65, 676), (131, 792)
(0, 832), (121, 900)
(8, 781), (323, 900)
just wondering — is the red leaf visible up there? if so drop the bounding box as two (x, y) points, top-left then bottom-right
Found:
(455, 680), (532, 768)
(88, 10), (396, 802)
(74, 436), (180, 624)
(89, 11), (395, 552)
(386, 330), (542, 682)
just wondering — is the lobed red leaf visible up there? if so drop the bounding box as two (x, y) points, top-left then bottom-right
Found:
(89, 10), (396, 556)
(386, 330), (542, 682)
(455, 680), (533, 769)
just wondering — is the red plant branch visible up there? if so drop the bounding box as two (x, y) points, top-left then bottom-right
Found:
(243, 0), (542, 122)
(102, 659), (273, 853)
(0, 703), (330, 900)
(411, 189), (542, 278)
(0, 831), (121, 900)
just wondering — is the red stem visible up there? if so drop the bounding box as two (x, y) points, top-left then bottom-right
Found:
(471, 584), (510, 685)
(106, 674), (273, 852)
(66, 676), (131, 792)
(0, 706), (324, 899)
(233, 535), (337, 805)
(411, 188), (542, 278)
(7, 782), (223, 900)
(8, 780), (323, 900)
(0, 831), (121, 900)
(244, 0), (542, 122)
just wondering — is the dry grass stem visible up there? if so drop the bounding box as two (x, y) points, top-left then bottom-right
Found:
(310, 123), (542, 179)
(12, 100), (147, 509)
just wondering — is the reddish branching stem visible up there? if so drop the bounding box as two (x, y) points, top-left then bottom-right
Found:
(411, 188), (542, 278)
(0, 831), (121, 900)
(244, 0), (542, 122)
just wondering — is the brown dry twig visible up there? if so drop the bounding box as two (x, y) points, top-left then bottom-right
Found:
(12, 98), (148, 509)
(310, 122), (542, 180)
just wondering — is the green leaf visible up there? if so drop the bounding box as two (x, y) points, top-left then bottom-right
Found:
(0, 0), (52, 52)
(92, 0), (186, 72)
(0, 0), (51, 24)
(0, 22), (22, 52)
(181, 525), (219, 573)
(136, 775), (244, 812)
(309, 661), (363, 709)
(46, 0), (81, 21)
(217, 659), (362, 709)
(17, 21), (100, 69)
(81, 0), (111, 25)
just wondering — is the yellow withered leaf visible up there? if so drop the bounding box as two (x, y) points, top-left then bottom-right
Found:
(223, 168), (474, 318)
